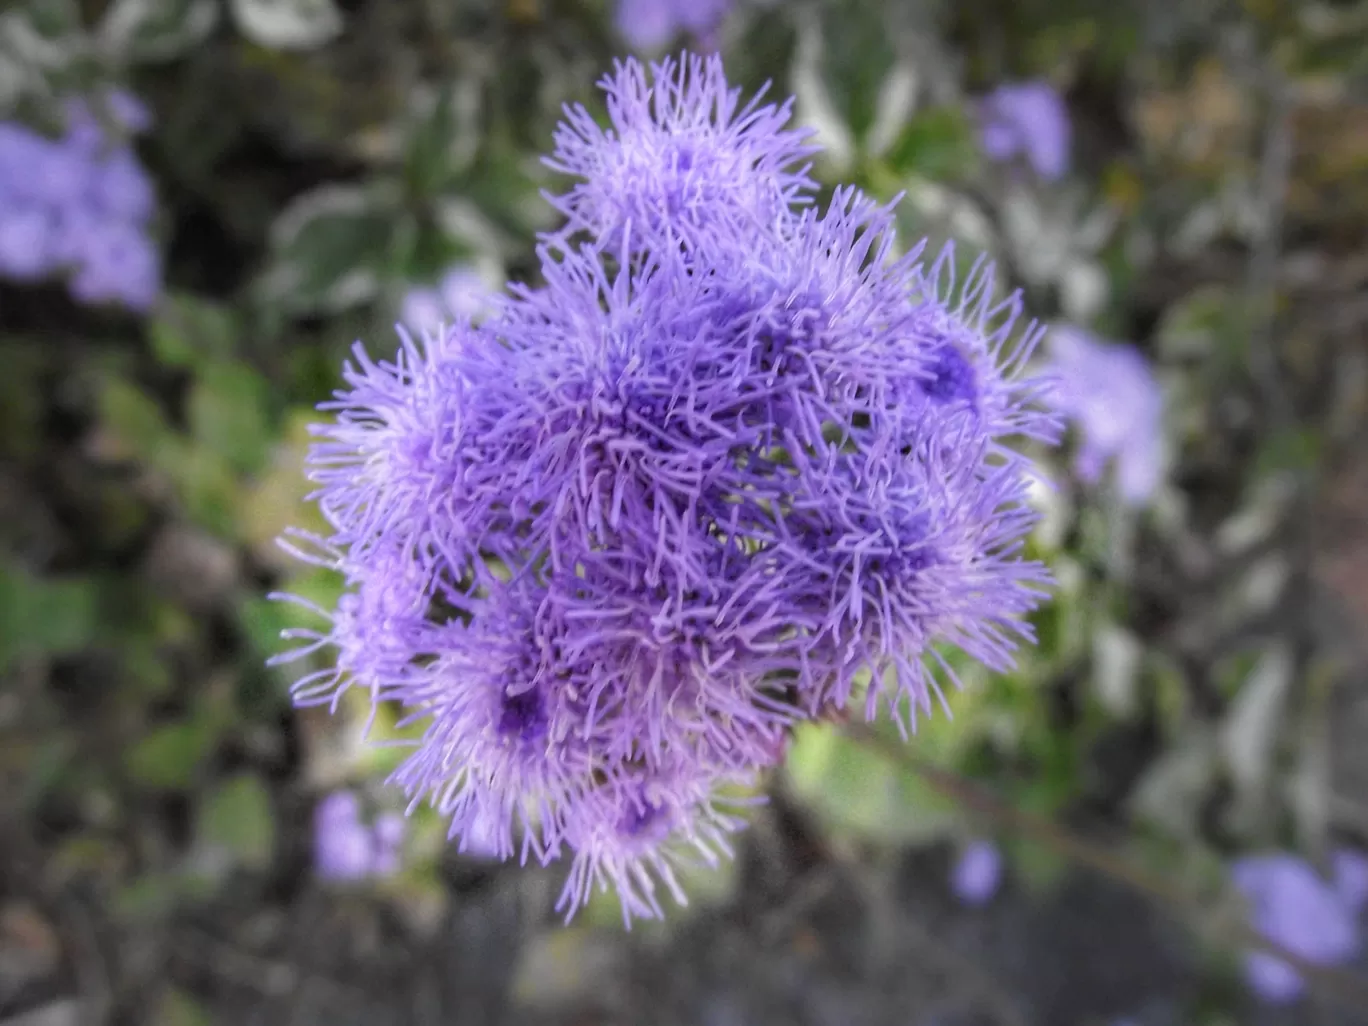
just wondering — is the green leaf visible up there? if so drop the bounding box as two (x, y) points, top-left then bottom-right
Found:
(150, 295), (239, 369)
(884, 106), (977, 181)
(155, 986), (213, 1026)
(198, 773), (276, 871)
(256, 184), (399, 316)
(99, 0), (221, 63)
(186, 362), (272, 474)
(819, 0), (896, 143)
(785, 723), (958, 847)
(0, 566), (99, 670)
(100, 376), (172, 458)
(125, 720), (216, 790)
(229, 0), (343, 51)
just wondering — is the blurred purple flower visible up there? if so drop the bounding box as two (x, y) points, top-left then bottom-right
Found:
(615, 0), (732, 51)
(314, 791), (406, 881)
(90, 148), (156, 223)
(979, 81), (1071, 181)
(951, 840), (1003, 906)
(314, 791), (375, 881)
(400, 265), (493, 335)
(1045, 327), (1164, 506)
(69, 223), (161, 312)
(0, 92), (160, 310)
(0, 205), (56, 280)
(1233, 853), (1362, 1004)
(1333, 847), (1368, 911)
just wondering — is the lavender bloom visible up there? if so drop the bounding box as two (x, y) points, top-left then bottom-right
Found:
(1045, 327), (1164, 506)
(951, 840), (1003, 905)
(615, 0), (733, 51)
(276, 55), (1057, 925)
(1233, 853), (1362, 1004)
(314, 791), (407, 881)
(543, 54), (818, 251)
(0, 205), (56, 280)
(0, 91), (161, 310)
(978, 81), (1071, 181)
(68, 222), (162, 312)
(314, 791), (377, 880)
(1333, 847), (1368, 910)
(400, 265), (493, 335)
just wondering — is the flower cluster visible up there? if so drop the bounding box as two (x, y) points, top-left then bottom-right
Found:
(1232, 849), (1368, 1004)
(400, 264), (496, 337)
(614, 0), (733, 52)
(1045, 326), (1164, 506)
(275, 54), (1058, 924)
(0, 90), (161, 311)
(313, 790), (407, 882)
(978, 80), (1071, 182)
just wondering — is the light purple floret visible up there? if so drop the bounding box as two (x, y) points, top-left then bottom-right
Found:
(0, 89), (161, 311)
(313, 791), (407, 881)
(275, 54), (1059, 927)
(951, 839), (1003, 905)
(979, 81), (1071, 181)
(1045, 326), (1164, 506)
(400, 265), (492, 335)
(615, 0), (733, 51)
(1232, 853), (1363, 1004)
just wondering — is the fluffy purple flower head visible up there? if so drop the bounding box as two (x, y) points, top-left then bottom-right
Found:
(615, 0), (733, 51)
(276, 56), (1057, 925)
(1232, 853), (1362, 1004)
(1045, 327), (1163, 506)
(979, 81), (1071, 181)
(543, 53), (819, 251)
(951, 839), (1003, 905)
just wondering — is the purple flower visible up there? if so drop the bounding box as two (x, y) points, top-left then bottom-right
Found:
(0, 93), (160, 310)
(89, 148), (156, 223)
(399, 265), (493, 335)
(1233, 853), (1362, 1004)
(543, 53), (818, 251)
(1045, 327), (1163, 506)
(615, 0), (733, 51)
(1333, 847), (1368, 910)
(951, 840), (1003, 905)
(313, 791), (407, 881)
(0, 204), (56, 280)
(68, 222), (161, 311)
(64, 89), (153, 150)
(978, 81), (1071, 181)
(314, 791), (376, 880)
(276, 56), (1057, 925)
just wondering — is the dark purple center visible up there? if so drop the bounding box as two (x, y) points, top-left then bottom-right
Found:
(922, 343), (977, 404)
(498, 686), (547, 744)
(617, 798), (665, 838)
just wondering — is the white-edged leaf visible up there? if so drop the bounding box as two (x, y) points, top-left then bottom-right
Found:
(1128, 730), (1217, 838)
(99, 0), (219, 62)
(865, 62), (919, 159)
(1219, 643), (1292, 796)
(257, 183), (398, 315)
(229, 0), (342, 50)
(1093, 621), (1143, 719)
(1059, 258), (1109, 323)
(791, 18), (855, 175)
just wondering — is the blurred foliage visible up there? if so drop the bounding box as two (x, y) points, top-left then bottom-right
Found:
(1, 0), (1365, 1023)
